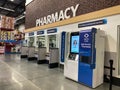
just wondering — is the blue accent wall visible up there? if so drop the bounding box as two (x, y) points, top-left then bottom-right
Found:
(60, 32), (66, 62)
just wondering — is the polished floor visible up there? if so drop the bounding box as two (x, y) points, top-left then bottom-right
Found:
(0, 54), (120, 90)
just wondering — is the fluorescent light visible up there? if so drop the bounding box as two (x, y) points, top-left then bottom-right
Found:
(10, 0), (14, 1)
(0, 6), (15, 12)
(15, 15), (25, 22)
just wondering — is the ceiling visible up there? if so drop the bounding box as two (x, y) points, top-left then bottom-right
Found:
(0, 0), (26, 26)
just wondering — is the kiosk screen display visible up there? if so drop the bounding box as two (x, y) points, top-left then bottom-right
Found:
(70, 35), (79, 53)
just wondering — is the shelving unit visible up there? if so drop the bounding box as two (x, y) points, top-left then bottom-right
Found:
(0, 15), (22, 54)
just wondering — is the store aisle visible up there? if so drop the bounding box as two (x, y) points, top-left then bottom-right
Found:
(0, 54), (120, 90)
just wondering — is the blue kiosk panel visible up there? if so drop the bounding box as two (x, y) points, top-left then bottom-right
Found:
(78, 28), (96, 87)
(60, 32), (66, 62)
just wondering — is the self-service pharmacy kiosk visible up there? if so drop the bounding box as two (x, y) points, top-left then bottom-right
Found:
(64, 28), (105, 88)
(36, 30), (46, 48)
(21, 40), (28, 58)
(36, 31), (47, 64)
(27, 46), (36, 61)
(21, 46), (28, 58)
(46, 28), (59, 68)
(27, 32), (36, 61)
(28, 37), (34, 47)
(64, 32), (79, 81)
(78, 28), (105, 88)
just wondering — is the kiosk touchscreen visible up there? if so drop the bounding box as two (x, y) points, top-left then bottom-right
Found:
(64, 32), (79, 81)
(70, 35), (79, 53)
(69, 32), (79, 60)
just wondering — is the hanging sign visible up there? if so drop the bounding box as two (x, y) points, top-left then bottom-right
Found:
(47, 28), (57, 34)
(29, 32), (34, 36)
(37, 31), (44, 35)
(78, 19), (107, 28)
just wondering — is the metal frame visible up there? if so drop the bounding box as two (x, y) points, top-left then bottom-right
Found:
(0, 0), (25, 17)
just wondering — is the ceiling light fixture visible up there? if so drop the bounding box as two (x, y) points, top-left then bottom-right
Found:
(0, 6), (15, 12)
(10, 0), (14, 1)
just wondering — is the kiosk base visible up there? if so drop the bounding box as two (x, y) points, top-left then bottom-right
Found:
(49, 63), (58, 68)
(28, 57), (37, 61)
(21, 55), (28, 58)
(37, 60), (47, 64)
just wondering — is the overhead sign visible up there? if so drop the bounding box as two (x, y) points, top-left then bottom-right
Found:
(47, 28), (57, 34)
(78, 19), (107, 28)
(36, 4), (79, 26)
(37, 31), (44, 35)
(29, 32), (34, 36)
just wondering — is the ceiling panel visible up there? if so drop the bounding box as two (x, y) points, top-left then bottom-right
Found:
(0, 0), (26, 26)
(12, 0), (24, 4)
(0, 10), (9, 15)
(4, 2), (17, 9)
(0, 0), (25, 17)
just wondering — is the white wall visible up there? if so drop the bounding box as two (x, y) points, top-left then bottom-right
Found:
(25, 14), (120, 52)
(58, 14), (120, 52)
(25, 14), (120, 77)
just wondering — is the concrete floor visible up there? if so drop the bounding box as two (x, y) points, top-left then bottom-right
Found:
(0, 54), (120, 90)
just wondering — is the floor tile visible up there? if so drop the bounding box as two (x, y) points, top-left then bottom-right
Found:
(0, 54), (120, 90)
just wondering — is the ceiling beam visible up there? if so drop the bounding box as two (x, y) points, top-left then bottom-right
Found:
(0, 0), (7, 12)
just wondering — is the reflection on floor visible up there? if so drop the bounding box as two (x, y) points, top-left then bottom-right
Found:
(0, 54), (120, 90)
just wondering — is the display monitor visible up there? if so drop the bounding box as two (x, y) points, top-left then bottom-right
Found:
(70, 32), (79, 54)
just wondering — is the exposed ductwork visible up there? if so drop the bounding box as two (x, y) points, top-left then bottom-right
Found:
(0, 0), (25, 17)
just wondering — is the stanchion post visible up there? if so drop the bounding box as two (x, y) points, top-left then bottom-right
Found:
(109, 60), (113, 90)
